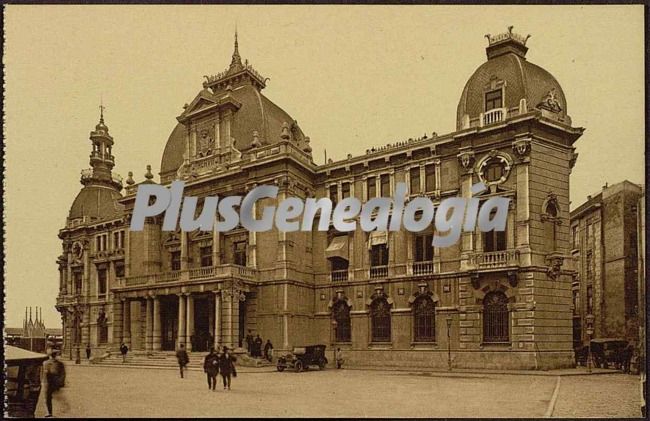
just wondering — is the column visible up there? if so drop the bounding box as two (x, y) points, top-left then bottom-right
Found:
(122, 299), (131, 348)
(145, 297), (153, 351)
(186, 294), (194, 352)
(180, 232), (189, 271)
(214, 291), (222, 348)
(213, 222), (221, 266)
(177, 294), (186, 349)
(152, 296), (161, 351)
(112, 298), (123, 348)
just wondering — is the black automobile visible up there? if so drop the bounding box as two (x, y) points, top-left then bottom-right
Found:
(590, 338), (628, 369)
(277, 344), (328, 372)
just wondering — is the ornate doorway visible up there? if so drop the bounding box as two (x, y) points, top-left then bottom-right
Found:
(192, 296), (212, 352)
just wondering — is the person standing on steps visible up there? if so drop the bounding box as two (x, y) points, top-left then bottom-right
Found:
(254, 334), (263, 358)
(218, 346), (237, 390)
(245, 330), (254, 355)
(120, 343), (128, 363)
(264, 339), (274, 362)
(85, 344), (91, 361)
(203, 348), (219, 391)
(176, 344), (190, 378)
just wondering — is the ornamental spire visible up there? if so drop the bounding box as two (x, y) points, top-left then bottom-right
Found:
(229, 29), (243, 73)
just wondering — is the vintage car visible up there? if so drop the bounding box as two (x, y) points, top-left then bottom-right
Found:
(590, 338), (628, 369)
(5, 345), (49, 418)
(277, 344), (328, 372)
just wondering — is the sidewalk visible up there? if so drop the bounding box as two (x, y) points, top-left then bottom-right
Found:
(63, 358), (628, 377)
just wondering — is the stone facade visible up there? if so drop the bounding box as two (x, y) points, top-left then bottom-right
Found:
(570, 180), (644, 346)
(57, 28), (584, 369)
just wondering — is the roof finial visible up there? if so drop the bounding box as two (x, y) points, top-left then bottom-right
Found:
(99, 96), (106, 124)
(229, 26), (243, 72)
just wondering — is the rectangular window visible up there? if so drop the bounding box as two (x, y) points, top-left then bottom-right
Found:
(586, 251), (593, 279)
(425, 164), (436, 192)
(587, 285), (593, 314)
(96, 236), (102, 252)
(115, 261), (125, 278)
(97, 268), (107, 296)
(414, 234), (434, 262)
(171, 251), (181, 271)
(380, 174), (390, 197)
(484, 231), (507, 252)
(586, 223), (592, 242)
(329, 185), (338, 206)
(370, 244), (389, 267)
(572, 290), (580, 315)
(120, 231), (125, 249)
(409, 168), (420, 194)
(234, 241), (247, 267)
(485, 89), (503, 111)
(74, 272), (82, 295)
(341, 182), (351, 199)
(200, 246), (213, 267)
(367, 177), (377, 200)
(572, 226), (579, 249)
(114, 232), (119, 249)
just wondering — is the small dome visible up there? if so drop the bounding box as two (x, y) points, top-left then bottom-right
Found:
(68, 186), (123, 221)
(457, 28), (570, 130)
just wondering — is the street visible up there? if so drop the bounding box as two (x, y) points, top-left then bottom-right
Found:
(35, 365), (643, 418)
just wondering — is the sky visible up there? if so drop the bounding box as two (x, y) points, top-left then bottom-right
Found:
(4, 5), (645, 328)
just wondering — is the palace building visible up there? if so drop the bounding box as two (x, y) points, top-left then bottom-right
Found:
(56, 27), (584, 369)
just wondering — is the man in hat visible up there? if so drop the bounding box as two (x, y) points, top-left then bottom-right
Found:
(176, 344), (190, 378)
(43, 347), (68, 417)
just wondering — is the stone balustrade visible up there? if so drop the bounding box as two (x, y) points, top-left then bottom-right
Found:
(117, 264), (258, 287)
(469, 249), (520, 269)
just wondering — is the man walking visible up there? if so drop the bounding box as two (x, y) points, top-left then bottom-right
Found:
(203, 348), (219, 391)
(43, 348), (68, 418)
(219, 346), (237, 390)
(120, 343), (128, 363)
(335, 347), (344, 369)
(176, 344), (190, 378)
(85, 344), (91, 360)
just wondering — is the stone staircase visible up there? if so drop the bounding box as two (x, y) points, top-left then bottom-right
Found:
(93, 350), (273, 369)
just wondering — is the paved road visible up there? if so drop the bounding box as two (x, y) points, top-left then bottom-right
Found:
(35, 365), (641, 418)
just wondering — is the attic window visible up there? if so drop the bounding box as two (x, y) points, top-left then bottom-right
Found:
(485, 89), (503, 111)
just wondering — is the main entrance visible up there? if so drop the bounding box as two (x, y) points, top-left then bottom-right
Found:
(192, 295), (213, 352)
(161, 296), (178, 351)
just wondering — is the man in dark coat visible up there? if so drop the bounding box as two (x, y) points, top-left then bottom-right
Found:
(254, 335), (263, 358)
(85, 344), (91, 360)
(176, 344), (190, 378)
(43, 348), (68, 417)
(203, 348), (219, 390)
(120, 343), (128, 363)
(218, 346), (237, 390)
(264, 340), (274, 362)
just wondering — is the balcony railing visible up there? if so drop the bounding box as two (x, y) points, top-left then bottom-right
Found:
(469, 250), (520, 269)
(412, 261), (435, 275)
(369, 265), (388, 279)
(118, 264), (257, 287)
(330, 269), (349, 282)
(481, 107), (507, 126)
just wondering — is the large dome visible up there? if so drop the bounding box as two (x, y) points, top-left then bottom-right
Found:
(456, 28), (570, 130)
(68, 185), (123, 222)
(160, 83), (304, 175)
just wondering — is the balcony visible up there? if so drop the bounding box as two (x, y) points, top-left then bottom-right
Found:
(480, 107), (507, 127)
(411, 261), (435, 276)
(330, 269), (349, 282)
(116, 264), (257, 288)
(469, 249), (520, 270)
(369, 265), (388, 280)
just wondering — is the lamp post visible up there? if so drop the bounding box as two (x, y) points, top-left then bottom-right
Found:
(446, 316), (453, 371)
(585, 314), (595, 374)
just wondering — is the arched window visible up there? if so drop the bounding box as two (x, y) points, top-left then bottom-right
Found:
(370, 298), (391, 342)
(333, 301), (351, 342)
(413, 296), (436, 342)
(482, 291), (509, 343)
(543, 201), (559, 252)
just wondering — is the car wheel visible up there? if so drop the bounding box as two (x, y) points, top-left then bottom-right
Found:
(277, 366), (285, 372)
(295, 360), (304, 372)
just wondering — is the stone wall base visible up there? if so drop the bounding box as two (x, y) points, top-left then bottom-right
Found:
(327, 349), (575, 370)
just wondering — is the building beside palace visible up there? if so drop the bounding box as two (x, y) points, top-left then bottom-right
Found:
(56, 27), (585, 369)
(6, 307), (63, 352)
(570, 180), (644, 348)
